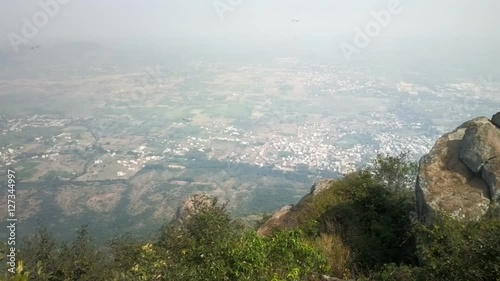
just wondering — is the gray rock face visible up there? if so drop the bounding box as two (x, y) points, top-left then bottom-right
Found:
(492, 112), (500, 127)
(256, 205), (294, 236)
(295, 179), (335, 208)
(482, 157), (500, 200)
(460, 121), (500, 173)
(416, 113), (500, 224)
(257, 178), (335, 236)
(311, 179), (335, 196)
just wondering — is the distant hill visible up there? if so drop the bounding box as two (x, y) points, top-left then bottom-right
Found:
(1, 41), (122, 77)
(49, 41), (111, 56)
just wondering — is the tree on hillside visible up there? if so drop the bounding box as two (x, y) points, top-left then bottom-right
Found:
(19, 225), (114, 281)
(369, 152), (418, 191)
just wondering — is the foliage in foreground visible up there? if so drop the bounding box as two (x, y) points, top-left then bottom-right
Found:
(1, 153), (499, 281)
(1, 202), (328, 281)
(290, 152), (418, 275)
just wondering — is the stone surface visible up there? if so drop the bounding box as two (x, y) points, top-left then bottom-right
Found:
(460, 120), (500, 172)
(174, 193), (217, 222)
(416, 115), (500, 224)
(492, 112), (500, 127)
(482, 157), (500, 200)
(257, 178), (335, 236)
(311, 179), (335, 196)
(295, 179), (335, 208)
(256, 205), (294, 236)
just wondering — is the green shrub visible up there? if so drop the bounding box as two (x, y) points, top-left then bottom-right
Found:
(155, 201), (328, 281)
(228, 230), (329, 281)
(322, 174), (417, 268)
(156, 202), (241, 281)
(19, 225), (114, 281)
(417, 215), (500, 280)
(282, 153), (419, 276)
(363, 263), (426, 281)
(266, 230), (329, 280)
(370, 152), (418, 191)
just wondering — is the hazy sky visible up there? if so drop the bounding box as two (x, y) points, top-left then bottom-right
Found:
(0, 0), (499, 54)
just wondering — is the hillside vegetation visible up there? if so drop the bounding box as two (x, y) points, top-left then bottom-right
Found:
(1, 153), (500, 280)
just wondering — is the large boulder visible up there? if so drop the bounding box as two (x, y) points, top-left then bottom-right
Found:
(416, 113), (500, 224)
(492, 112), (500, 127)
(482, 157), (500, 201)
(460, 120), (500, 173)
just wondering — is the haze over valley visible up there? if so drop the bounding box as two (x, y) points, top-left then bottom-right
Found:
(0, 0), (499, 242)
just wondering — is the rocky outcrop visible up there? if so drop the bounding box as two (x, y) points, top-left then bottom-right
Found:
(460, 120), (500, 173)
(492, 112), (500, 127)
(174, 193), (217, 223)
(256, 205), (294, 236)
(311, 179), (336, 196)
(483, 157), (500, 200)
(296, 179), (336, 208)
(257, 179), (334, 236)
(416, 112), (500, 224)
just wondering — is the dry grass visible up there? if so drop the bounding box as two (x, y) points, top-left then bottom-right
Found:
(315, 233), (352, 278)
